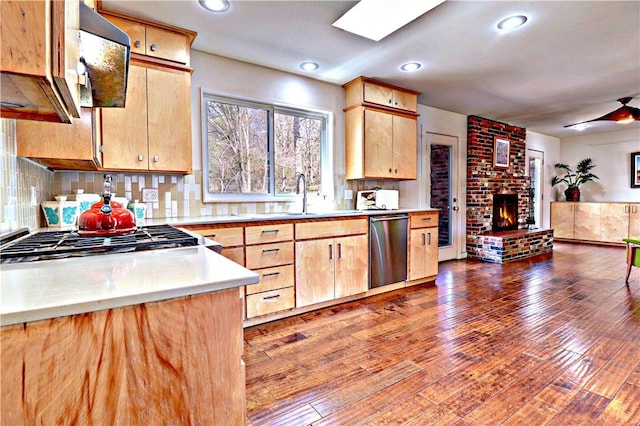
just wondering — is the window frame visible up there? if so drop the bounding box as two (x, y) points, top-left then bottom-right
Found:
(200, 89), (333, 203)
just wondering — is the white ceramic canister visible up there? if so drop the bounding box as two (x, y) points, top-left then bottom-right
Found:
(127, 200), (147, 226)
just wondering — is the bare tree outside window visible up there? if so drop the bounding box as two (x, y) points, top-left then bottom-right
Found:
(203, 95), (325, 199)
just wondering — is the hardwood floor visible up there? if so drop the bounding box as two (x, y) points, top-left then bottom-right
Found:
(244, 242), (640, 425)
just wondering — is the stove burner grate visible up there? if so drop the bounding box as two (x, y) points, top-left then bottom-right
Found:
(0, 225), (199, 263)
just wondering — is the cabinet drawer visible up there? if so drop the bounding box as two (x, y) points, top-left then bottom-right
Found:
(221, 247), (245, 266)
(187, 226), (244, 247)
(245, 223), (293, 245)
(295, 218), (368, 240)
(246, 287), (295, 318)
(245, 241), (294, 269)
(410, 212), (438, 229)
(246, 264), (294, 295)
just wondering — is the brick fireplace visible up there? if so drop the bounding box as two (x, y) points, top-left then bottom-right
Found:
(466, 115), (553, 262)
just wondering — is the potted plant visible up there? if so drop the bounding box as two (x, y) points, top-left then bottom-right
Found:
(551, 158), (599, 201)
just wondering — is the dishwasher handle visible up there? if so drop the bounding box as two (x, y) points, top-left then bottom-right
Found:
(370, 215), (409, 222)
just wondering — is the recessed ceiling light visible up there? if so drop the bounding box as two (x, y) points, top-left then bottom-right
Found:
(199, 0), (230, 13)
(573, 123), (589, 131)
(300, 62), (319, 71)
(333, 0), (446, 41)
(497, 15), (528, 30)
(400, 62), (422, 72)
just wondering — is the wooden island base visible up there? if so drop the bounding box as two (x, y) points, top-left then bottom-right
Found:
(1, 288), (245, 425)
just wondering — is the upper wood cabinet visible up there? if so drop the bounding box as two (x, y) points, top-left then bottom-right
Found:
(16, 107), (102, 170)
(98, 8), (196, 67)
(96, 10), (195, 174)
(343, 77), (419, 180)
(345, 76), (419, 113)
(1, 0), (81, 123)
(100, 63), (192, 174)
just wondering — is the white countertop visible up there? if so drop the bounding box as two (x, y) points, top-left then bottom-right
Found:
(0, 245), (259, 326)
(146, 208), (438, 226)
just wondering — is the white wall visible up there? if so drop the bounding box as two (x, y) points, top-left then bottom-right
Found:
(557, 128), (640, 202)
(526, 131), (560, 228)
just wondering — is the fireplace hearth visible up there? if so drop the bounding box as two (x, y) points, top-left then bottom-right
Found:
(492, 194), (518, 232)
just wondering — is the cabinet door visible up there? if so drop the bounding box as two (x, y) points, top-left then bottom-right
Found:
(16, 107), (102, 170)
(574, 203), (601, 241)
(392, 90), (417, 112)
(363, 82), (392, 107)
(550, 203), (574, 239)
(630, 204), (640, 238)
(363, 109), (392, 178)
(408, 228), (438, 281)
(334, 235), (368, 298)
(104, 16), (146, 55)
(295, 239), (335, 307)
(392, 115), (417, 179)
(146, 26), (189, 64)
(147, 67), (191, 172)
(600, 203), (630, 242)
(101, 64), (149, 170)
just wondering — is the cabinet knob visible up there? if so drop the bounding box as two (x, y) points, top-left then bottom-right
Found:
(150, 43), (157, 52)
(134, 40), (141, 48)
(388, 98), (392, 104)
(137, 154), (144, 161)
(153, 155), (159, 162)
(388, 168), (392, 173)
(394, 168), (398, 174)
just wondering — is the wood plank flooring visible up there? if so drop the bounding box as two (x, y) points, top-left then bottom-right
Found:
(244, 242), (640, 425)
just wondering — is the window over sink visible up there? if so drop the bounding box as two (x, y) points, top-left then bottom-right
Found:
(201, 91), (332, 203)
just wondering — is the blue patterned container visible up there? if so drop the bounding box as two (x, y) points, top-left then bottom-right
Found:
(41, 201), (80, 227)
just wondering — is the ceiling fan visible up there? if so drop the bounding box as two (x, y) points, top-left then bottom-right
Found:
(564, 96), (640, 128)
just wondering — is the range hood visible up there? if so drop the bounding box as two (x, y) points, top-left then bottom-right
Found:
(78, 2), (131, 108)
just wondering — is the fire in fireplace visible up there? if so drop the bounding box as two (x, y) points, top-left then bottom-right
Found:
(492, 194), (518, 232)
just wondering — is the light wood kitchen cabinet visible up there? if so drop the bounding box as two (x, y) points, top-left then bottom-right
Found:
(16, 107), (102, 170)
(185, 225), (245, 265)
(408, 211), (439, 281)
(343, 77), (419, 180)
(1, 288), (246, 425)
(100, 63), (192, 173)
(99, 9), (196, 66)
(1, 0), (81, 123)
(295, 219), (368, 307)
(244, 223), (295, 318)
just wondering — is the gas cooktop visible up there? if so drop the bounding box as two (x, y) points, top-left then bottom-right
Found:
(0, 225), (200, 264)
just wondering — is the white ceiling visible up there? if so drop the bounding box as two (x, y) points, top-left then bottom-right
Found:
(101, 0), (640, 138)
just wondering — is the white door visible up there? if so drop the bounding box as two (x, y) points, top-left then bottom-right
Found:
(426, 132), (460, 261)
(526, 149), (544, 228)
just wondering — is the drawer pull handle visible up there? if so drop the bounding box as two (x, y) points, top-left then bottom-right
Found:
(262, 248), (280, 253)
(421, 217), (432, 221)
(134, 40), (141, 48)
(263, 294), (281, 300)
(205, 234), (216, 238)
(338, 243), (342, 259)
(422, 233), (426, 246)
(263, 272), (280, 278)
(261, 229), (279, 234)
(626, 206), (630, 213)
(428, 232), (432, 245)
(150, 43), (157, 52)
(329, 244), (333, 260)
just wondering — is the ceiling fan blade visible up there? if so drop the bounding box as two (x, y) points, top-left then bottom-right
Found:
(564, 104), (640, 128)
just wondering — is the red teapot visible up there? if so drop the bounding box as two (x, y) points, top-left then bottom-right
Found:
(78, 174), (136, 237)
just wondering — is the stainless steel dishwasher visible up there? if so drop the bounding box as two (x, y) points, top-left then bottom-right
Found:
(369, 214), (409, 288)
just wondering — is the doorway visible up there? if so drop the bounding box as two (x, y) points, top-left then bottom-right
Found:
(526, 149), (544, 228)
(426, 132), (460, 261)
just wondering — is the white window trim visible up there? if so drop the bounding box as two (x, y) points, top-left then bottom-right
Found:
(200, 88), (334, 204)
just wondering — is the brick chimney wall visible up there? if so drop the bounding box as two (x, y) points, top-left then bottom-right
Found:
(466, 115), (528, 241)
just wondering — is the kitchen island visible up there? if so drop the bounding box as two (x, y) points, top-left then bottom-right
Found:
(1, 246), (258, 425)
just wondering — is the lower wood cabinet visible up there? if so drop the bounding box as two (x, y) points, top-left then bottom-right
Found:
(408, 211), (439, 281)
(551, 202), (639, 244)
(295, 234), (368, 307)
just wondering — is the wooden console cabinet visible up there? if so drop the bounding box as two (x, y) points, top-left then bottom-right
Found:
(550, 202), (639, 244)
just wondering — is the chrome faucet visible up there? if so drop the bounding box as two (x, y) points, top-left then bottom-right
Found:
(295, 172), (307, 214)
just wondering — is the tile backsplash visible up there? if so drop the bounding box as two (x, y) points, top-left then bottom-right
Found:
(1, 119), (54, 233)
